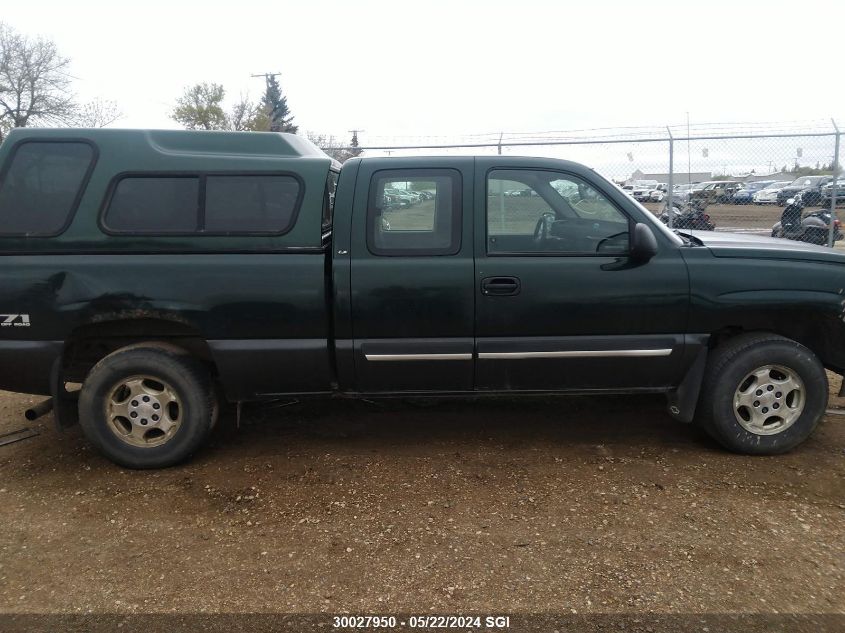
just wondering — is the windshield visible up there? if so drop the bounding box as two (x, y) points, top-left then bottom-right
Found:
(744, 182), (769, 191)
(790, 176), (823, 186)
(765, 181), (791, 189)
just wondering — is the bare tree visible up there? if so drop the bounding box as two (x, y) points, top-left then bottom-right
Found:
(307, 132), (354, 163)
(0, 22), (76, 134)
(228, 94), (260, 131)
(70, 98), (122, 128)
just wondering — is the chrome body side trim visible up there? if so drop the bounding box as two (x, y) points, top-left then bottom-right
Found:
(477, 349), (673, 360)
(365, 353), (473, 362)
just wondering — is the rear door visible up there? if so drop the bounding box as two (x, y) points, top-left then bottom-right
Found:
(348, 158), (475, 393)
(474, 159), (689, 391)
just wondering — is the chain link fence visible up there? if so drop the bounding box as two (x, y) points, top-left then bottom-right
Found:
(329, 120), (842, 247)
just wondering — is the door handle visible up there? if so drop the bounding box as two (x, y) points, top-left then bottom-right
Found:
(481, 276), (521, 296)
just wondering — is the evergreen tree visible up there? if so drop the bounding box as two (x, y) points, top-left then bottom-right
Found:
(349, 130), (362, 157)
(261, 75), (297, 133)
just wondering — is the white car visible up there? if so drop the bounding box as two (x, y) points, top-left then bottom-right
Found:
(649, 184), (667, 202)
(752, 181), (792, 204)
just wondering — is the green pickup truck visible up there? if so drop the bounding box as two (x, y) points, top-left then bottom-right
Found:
(0, 128), (843, 468)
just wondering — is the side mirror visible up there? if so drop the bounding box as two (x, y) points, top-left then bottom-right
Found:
(631, 222), (658, 262)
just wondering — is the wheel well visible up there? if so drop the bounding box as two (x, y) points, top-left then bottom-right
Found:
(63, 319), (216, 383)
(707, 325), (841, 374)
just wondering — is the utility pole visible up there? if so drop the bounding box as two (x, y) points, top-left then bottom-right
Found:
(251, 72), (281, 83)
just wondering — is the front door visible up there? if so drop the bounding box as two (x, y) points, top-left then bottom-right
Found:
(349, 158), (475, 393)
(474, 160), (689, 391)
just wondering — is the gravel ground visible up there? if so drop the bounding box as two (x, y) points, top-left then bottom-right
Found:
(0, 386), (842, 622)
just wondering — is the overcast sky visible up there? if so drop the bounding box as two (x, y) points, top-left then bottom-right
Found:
(3, 0), (844, 147)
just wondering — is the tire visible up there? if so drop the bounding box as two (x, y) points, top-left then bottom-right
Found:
(801, 229), (828, 245)
(78, 344), (217, 469)
(695, 333), (827, 455)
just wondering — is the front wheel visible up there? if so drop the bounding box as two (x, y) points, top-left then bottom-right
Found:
(696, 333), (827, 454)
(78, 344), (217, 469)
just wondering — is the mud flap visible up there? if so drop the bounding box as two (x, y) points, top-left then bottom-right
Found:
(49, 357), (79, 432)
(666, 346), (708, 423)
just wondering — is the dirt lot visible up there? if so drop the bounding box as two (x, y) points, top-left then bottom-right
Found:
(642, 201), (790, 232)
(0, 382), (843, 625)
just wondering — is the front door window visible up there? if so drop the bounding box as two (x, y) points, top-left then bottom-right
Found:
(487, 169), (630, 255)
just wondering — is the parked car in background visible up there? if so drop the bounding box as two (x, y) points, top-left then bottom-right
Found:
(672, 183), (704, 204)
(731, 181), (776, 205)
(753, 181), (793, 205)
(649, 186), (665, 202)
(397, 189), (423, 203)
(820, 180), (845, 207)
(385, 189), (418, 206)
(776, 176), (833, 206)
(690, 181), (741, 204)
(632, 181), (659, 202)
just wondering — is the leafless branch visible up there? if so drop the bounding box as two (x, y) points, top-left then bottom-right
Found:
(0, 22), (76, 129)
(69, 98), (122, 128)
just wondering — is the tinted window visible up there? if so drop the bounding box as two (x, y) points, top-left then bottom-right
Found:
(0, 141), (94, 236)
(487, 169), (629, 255)
(205, 175), (300, 233)
(103, 174), (302, 235)
(105, 177), (199, 233)
(367, 169), (461, 256)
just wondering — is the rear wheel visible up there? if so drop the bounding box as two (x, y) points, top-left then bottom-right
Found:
(801, 228), (828, 245)
(696, 333), (827, 454)
(79, 344), (216, 468)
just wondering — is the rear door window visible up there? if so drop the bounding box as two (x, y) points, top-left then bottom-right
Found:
(367, 169), (462, 256)
(0, 141), (95, 236)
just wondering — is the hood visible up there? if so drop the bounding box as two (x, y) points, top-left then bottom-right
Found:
(681, 230), (845, 264)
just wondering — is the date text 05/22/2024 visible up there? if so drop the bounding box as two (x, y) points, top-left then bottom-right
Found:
(332, 615), (511, 629)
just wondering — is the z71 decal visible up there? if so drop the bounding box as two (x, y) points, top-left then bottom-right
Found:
(0, 314), (30, 327)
